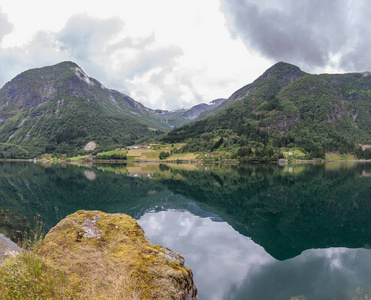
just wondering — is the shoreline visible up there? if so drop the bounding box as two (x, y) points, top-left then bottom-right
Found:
(1, 158), (370, 164)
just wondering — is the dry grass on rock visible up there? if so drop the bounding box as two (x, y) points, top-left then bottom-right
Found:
(0, 210), (197, 300)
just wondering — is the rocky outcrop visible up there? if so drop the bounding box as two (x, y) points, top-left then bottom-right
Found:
(0, 233), (21, 264)
(84, 141), (97, 151)
(36, 210), (197, 299)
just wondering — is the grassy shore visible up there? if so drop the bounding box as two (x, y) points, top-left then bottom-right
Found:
(0, 143), (365, 164)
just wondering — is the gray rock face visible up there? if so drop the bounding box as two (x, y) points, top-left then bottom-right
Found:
(0, 233), (21, 264)
(155, 98), (227, 120)
(84, 141), (97, 151)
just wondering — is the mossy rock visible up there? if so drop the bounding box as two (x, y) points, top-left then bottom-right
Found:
(1, 210), (197, 299)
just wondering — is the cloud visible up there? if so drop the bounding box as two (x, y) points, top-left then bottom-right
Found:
(0, 30), (68, 86)
(126, 64), (204, 110)
(56, 14), (124, 61)
(0, 13), (189, 109)
(225, 247), (371, 300)
(0, 5), (262, 111)
(55, 14), (186, 109)
(220, 0), (371, 72)
(0, 8), (13, 44)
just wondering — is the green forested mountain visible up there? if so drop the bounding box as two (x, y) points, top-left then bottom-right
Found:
(2, 61), (371, 159)
(0, 62), (166, 157)
(196, 62), (306, 120)
(0, 62), (223, 158)
(163, 62), (371, 158)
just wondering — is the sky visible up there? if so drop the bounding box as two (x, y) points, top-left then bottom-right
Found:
(0, 0), (370, 110)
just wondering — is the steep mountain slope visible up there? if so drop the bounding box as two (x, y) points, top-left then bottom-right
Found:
(163, 62), (371, 158)
(195, 62), (306, 120)
(0, 62), (174, 128)
(0, 61), (170, 157)
(0, 62), (227, 158)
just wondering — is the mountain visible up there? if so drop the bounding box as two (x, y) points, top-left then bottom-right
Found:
(0, 61), (168, 157)
(3, 60), (371, 159)
(180, 98), (226, 119)
(195, 62), (306, 121)
(154, 98), (226, 128)
(0, 62), (223, 158)
(163, 62), (371, 158)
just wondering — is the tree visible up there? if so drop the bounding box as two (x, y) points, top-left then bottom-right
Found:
(211, 137), (224, 151)
(159, 151), (170, 160)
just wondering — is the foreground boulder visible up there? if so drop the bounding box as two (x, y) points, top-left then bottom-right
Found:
(1, 210), (197, 299)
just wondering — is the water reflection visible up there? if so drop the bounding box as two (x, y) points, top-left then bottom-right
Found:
(228, 247), (371, 300)
(83, 170), (96, 180)
(2, 161), (371, 299)
(159, 162), (371, 260)
(138, 210), (272, 300)
(139, 210), (371, 300)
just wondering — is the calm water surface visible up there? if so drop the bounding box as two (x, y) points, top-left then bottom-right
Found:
(1, 161), (371, 300)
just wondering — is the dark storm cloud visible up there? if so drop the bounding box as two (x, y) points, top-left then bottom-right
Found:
(221, 0), (371, 71)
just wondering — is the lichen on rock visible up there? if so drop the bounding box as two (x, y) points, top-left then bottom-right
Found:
(35, 210), (197, 299)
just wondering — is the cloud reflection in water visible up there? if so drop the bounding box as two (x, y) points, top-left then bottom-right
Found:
(138, 209), (371, 300)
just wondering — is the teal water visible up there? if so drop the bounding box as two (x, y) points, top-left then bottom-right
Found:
(1, 161), (371, 299)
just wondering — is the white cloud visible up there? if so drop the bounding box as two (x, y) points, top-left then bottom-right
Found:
(56, 14), (124, 61)
(0, 8), (13, 44)
(0, 1), (272, 110)
(0, 13), (187, 109)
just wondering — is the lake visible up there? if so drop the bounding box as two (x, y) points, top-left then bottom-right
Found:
(1, 161), (371, 299)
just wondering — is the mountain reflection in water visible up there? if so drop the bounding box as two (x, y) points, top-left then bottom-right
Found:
(1, 161), (371, 299)
(139, 210), (371, 300)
